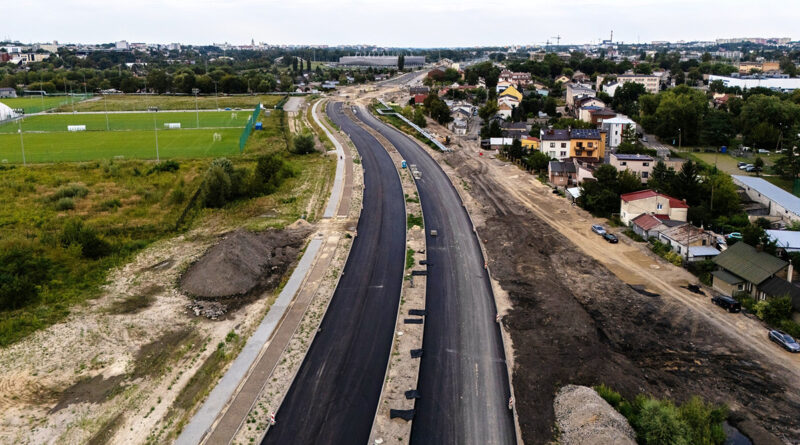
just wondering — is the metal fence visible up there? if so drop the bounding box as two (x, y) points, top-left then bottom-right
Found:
(375, 99), (451, 152)
(239, 103), (262, 152)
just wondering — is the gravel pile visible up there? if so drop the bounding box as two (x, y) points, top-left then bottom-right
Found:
(553, 385), (636, 445)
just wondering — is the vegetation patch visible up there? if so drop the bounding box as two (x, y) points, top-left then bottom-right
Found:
(407, 213), (424, 229)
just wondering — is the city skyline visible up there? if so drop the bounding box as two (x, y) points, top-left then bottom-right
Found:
(3, 0), (796, 47)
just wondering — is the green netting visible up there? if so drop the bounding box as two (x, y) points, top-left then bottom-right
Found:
(239, 103), (261, 152)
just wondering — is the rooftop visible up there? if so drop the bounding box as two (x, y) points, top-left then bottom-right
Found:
(660, 224), (710, 244)
(766, 229), (800, 249)
(549, 161), (577, 173)
(758, 276), (800, 310)
(714, 241), (787, 285)
(733, 175), (800, 217)
(620, 190), (689, 208)
(541, 129), (570, 141)
(613, 153), (654, 161)
(631, 213), (664, 231)
(570, 129), (602, 140)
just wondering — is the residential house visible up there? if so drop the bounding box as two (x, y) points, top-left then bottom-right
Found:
(555, 75), (571, 84)
(498, 69), (532, 87)
(0, 88), (16, 98)
(657, 224), (718, 261)
(501, 122), (528, 139)
(569, 129), (606, 161)
(573, 96), (606, 117)
(496, 80), (513, 93)
(573, 158), (599, 183)
(499, 85), (523, 103)
(412, 94), (428, 105)
(619, 189), (689, 225)
(566, 83), (595, 108)
(615, 74), (661, 95)
(450, 118), (468, 135)
(572, 70), (590, 83)
(520, 137), (540, 151)
(548, 161), (577, 187)
(497, 102), (514, 119)
(732, 176), (800, 223)
(631, 213), (684, 239)
(601, 115), (636, 148)
(409, 86), (429, 95)
(712, 242), (795, 301)
(540, 128), (571, 160)
(610, 153), (654, 183)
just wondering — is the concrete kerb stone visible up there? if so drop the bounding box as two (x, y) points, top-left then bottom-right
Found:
(368, 102), (524, 444)
(347, 106), (427, 444)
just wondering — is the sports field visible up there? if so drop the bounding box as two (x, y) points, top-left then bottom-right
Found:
(0, 95), (92, 114)
(56, 94), (283, 112)
(0, 110), (250, 133)
(0, 110), (255, 163)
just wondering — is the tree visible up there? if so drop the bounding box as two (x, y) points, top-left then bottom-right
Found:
(700, 110), (735, 147)
(398, 54), (405, 71)
(635, 398), (690, 445)
(412, 107), (427, 128)
(0, 242), (51, 311)
(524, 150), (550, 172)
(292, 56), (299, 72)
(306, 58), (311, 72)
(292, 132), (316, 154)
(478, 100), (498, 121)
(750, 156), (764, 176)
(480, 120), (502, 138)
(253, 154), (293, 195)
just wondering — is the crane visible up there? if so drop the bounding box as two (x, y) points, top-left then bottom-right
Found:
(551, 35), (561, 46)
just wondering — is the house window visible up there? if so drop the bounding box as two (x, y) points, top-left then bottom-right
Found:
(737, 283), (744, 291)
(560, 151), (567, 157)
(588, 142), (594, 147)
(656, 203), (663, 210)
(642, 163), (649, 166)
(642, 172), (649, 178)
(561, 142), (567, 148)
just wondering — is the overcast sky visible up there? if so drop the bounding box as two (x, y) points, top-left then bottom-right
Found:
(3, 0), (795, 47)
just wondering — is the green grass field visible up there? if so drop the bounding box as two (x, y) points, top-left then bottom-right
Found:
(58, 94), (284, 112)
(0, 111), (250, 133)
(0, 128), (244, 163)
(0, 95), (91, 114)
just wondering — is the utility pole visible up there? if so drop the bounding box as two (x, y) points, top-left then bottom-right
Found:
(213, 81), (219, 109)
(193, 88), (200, 128)
(678, 128), (682, 152)
(18, 120), (26, 166)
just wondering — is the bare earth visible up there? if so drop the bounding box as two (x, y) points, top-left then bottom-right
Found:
(416, 123), (800, 444)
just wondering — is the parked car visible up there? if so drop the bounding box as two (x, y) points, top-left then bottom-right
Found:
(758, 149), (770, 154)
(769, 330), (800, 352)
(739, 163), (753, 170)
(726, 232), (743, 240)
(737, 162), (748, 168)
(591, 224), (606, 235)
(603, 233), (618, 243)
(711, 295), (741, 313)
(745, 165), (761, 173)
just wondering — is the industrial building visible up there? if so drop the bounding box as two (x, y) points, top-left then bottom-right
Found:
(338, 55), (424, 67)
(709, 75), (800, 92)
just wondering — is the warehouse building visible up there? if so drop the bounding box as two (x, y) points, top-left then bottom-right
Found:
(338, 55), (425, 67)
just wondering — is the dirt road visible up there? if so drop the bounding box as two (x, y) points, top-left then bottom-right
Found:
(413, 134), (800, 443)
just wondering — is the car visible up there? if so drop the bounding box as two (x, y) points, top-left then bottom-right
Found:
(758, 149), (770, 154)
(769, 330), (800, 352)
(591, 224), (606, 235)
(603, 233), (618, 243)
(737, 162), (748, 168)
(738, 163), (752, 170)
(711, 295), (741, 313)
(745, 165), (762, 173)
(726, 232), (743, 240)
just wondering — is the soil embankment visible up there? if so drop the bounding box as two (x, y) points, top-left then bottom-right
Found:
(180, 222), (312, 299)
(446, 149), (800, 444)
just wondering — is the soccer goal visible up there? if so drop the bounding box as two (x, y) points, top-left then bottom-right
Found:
(213, 132), (222, 142)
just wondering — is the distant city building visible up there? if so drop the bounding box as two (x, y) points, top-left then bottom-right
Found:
(737, 61), (780, 74)
(115, 40), (129, 51)
(709, 75), (800, 91)
(338, 55), (424, 67)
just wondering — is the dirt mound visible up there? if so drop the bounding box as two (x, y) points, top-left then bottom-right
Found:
(180, 225), (312, 298)
(554, 385), (635, 445)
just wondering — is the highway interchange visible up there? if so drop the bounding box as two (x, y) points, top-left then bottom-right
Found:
(262, 85), (515, 444)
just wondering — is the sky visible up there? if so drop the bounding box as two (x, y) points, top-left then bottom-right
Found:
(2, 0), (796, 47)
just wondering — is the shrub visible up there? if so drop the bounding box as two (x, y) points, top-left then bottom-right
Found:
(60, 220), (111, 259)
(292, 133), (316, 154)
(0, 242), (51, 311)
(635, 398), (690, 445)
(99, 198), (122, 211)
(168, 188), (186, 205)
(758, 296), (793, 325)
(147, 160), (180, 174)
(252, 154), (294, 195)
(200, 164), (233, 208)
(50, 183), (88, 201)
(624, 229), (645, 242)
(407, 213), (424, 229)
(55, 197), (75, 211)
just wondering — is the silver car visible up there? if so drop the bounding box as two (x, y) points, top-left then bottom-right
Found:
(769, 330), (800, 353)
(591, 224), (606, 235)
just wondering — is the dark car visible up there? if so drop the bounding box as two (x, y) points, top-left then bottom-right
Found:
(769, 330), (800, 352)
(711, 295), (741, 313)
(603, 233), (618, 243)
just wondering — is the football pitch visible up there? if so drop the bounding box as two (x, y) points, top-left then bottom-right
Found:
(0, 111), (253, 163)
(0, 95), (92, 114)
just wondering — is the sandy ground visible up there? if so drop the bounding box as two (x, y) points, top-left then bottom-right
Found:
(412, 117), (800, 444)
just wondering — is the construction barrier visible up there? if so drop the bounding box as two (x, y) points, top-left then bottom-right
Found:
(238, 103), (262, 152)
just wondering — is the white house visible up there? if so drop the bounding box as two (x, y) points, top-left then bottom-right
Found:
(600, 115), (636, 148)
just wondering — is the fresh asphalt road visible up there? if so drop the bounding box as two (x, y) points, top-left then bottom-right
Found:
(261, 101), (405, 445)
(358, 109), (516, 445)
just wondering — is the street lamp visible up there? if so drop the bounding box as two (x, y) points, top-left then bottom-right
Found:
(153, 114), (160, 162)
(18, 121), (26, 166)
(193, 88), (200, 128)
(213, 81), (219, 109)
